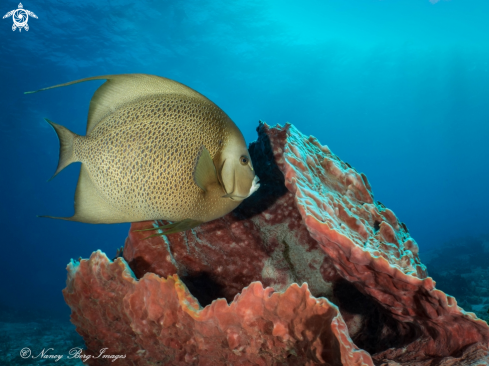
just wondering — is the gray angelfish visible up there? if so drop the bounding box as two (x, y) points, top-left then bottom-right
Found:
(26, 74), (260, 235)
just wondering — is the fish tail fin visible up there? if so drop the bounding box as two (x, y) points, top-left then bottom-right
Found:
(45, 118), (78, 181)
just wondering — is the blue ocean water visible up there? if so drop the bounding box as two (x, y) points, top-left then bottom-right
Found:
(1, 0), (488, 323)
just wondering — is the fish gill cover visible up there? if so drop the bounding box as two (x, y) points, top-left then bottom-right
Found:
(1, 0), (489, 365)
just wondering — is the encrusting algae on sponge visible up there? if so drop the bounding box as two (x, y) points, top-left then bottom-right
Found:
(26, 74), (260, 235)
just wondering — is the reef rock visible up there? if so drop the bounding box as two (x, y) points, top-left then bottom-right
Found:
(63, 122), (489, 365)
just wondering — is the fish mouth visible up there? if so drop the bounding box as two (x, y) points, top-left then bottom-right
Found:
(246, 175), (260, 197)
(222, 175), (260, 201)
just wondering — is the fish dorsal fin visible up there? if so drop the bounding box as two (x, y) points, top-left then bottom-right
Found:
(193, 146), (218, 192)
(25, 74), (209, 134)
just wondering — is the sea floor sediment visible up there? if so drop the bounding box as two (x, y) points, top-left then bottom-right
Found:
(0, 317), (85, 365)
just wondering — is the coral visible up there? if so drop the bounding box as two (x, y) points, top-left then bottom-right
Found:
(63, 122), (489, 365)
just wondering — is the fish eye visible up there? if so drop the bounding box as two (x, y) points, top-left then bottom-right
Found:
(239, 156), (249, 165)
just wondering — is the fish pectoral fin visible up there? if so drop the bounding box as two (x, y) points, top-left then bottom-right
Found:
(221, 193), (246, 201)
(133, 219), (203, 238)
(192, 146), (218, 192)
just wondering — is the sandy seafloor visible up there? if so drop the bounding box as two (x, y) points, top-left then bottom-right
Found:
(0, 309), (85, 365)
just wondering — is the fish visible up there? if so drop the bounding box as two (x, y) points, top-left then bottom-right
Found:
(26, 74), (260, 235)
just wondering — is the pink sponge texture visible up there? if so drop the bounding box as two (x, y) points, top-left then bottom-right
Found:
(63, 122), (489, 365)
(64, 251), (372, 365)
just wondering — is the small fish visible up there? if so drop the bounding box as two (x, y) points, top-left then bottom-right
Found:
(26, 74), (260, 235)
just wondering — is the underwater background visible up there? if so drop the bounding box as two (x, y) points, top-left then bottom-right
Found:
(1, 0), (489, 361)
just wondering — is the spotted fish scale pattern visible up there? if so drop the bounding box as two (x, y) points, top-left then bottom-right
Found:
(73, 94), (231, 222)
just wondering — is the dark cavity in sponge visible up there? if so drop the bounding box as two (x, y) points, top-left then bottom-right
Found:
(333, 278), (421, 355)
(233, 121), (288, 220)
(180, 272), (228, 307)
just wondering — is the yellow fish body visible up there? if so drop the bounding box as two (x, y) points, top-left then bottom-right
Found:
(27, 74), (260, 234)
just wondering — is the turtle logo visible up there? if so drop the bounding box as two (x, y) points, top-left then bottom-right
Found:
(3, 3), (37, 32)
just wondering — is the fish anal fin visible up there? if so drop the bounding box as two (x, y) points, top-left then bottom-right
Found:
(38, 215), (72, 220)
(193, 146), (218, 192)
(40, 165), (133, 224)
(73, 165), (134, 223)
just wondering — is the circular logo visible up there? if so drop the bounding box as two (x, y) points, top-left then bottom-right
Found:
(13, 9), (28, 28)
(20, 347), (31, 358)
